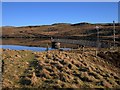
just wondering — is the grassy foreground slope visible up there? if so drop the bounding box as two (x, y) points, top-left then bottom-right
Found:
(1, 48), (120, 88)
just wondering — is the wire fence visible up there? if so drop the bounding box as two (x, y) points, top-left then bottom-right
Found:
(51, 22), (119, 57)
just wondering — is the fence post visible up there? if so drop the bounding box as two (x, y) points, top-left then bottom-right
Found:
(95, 49), (98, 57)
(46, 44), (49, 51)
(96, 26), (99, 57)
(113, 21), (116, 50)
(82, 45), (85, 54)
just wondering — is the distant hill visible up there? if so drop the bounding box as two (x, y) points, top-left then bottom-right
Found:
(71, 22), (92, 26)
(2, 26), (15, 28)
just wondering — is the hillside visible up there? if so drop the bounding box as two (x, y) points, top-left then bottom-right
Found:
(2, 23), (120, 43)
(1, 48), (120, 88)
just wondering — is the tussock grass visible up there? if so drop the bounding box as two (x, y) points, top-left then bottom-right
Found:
(2, 48), (120, 88)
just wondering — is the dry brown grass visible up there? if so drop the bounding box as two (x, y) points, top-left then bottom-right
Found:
(2, 24), (120, 44)
(1, 48), (120, 88)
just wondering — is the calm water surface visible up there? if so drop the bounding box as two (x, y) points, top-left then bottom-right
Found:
(0, 45), (70, 52)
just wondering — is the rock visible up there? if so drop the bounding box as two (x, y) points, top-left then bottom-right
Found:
(15, 55), (21, 58)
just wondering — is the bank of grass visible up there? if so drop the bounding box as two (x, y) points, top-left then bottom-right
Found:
(1, 48), (120, 88)
(2, 49), (35, 88)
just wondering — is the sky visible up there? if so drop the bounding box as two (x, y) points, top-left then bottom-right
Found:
(2, 2), (118, 26)
(118, 1), (120, 23)
(1, 0), (120, 2)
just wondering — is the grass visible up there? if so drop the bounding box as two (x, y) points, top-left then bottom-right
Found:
(2, 48), (120, 88)
(2, 49), (35, 88)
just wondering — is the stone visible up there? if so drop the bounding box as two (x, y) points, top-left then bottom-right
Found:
(15, 55), (21, 58)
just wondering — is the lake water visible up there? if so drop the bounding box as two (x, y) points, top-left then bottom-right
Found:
(0, 45), (70, 52)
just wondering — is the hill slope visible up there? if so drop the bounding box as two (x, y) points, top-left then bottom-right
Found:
(2, 48), (120, 88)
(2, 23), (120, 45)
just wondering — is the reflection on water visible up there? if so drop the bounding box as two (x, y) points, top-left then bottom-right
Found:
(0, 45), (70, 52)
(2, 38), (78, 48)
(2, 38), (51, 47)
